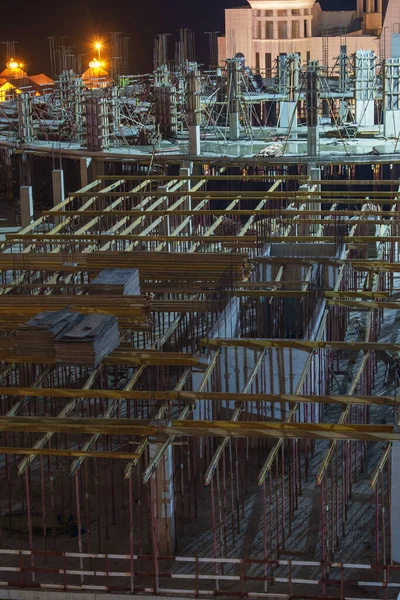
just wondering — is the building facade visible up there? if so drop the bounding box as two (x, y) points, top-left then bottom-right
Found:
(217, 0), (397, 75)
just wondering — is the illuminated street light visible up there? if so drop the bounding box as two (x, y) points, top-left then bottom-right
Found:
(94, 41), (102, 61)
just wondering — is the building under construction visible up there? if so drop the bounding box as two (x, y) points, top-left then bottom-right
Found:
(1, 23), (400, 600)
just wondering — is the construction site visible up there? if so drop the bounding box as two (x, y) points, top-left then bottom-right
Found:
(2, 3), (400, 597)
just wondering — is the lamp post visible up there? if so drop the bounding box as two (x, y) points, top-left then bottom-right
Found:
(95, 42), (102, 62)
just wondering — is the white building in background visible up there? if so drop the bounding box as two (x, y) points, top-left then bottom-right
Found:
(218, 0), (400, 75)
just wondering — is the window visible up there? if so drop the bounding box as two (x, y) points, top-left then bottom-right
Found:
(255, 52), (260, 74)
(265, 52), (272, 77)
(277, 9), (287, 16)
(304, 19), (308, 37)
(254, 9), (261, 16)
(256, 20), (262, 38)
(306, 50), (311, 64)
(291, 9), (300, 15)
(278, 21), (288, 39)
(265, 21), (274, 39)
(264, 9), (273, 16)
(304, 8), (310, 14)
(292, 21), (300, 38)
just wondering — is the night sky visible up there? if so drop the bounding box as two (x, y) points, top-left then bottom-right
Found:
(2, 0), (352, 75)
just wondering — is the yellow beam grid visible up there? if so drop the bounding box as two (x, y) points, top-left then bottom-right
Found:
(0, 417), (397, 442)
(2, 387), (399, 406)
(0, 172), (398, 486)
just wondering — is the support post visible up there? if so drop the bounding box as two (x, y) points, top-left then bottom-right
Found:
(179, 165), (193, 235)
(149, 438), (175, 556)
(383, 58), (400, 138)
(186, 67), (201, 155)
(354, 50), (376, 128)
(227, 58), (241, 141)
(80, 157), (92, 188)
(20, 186), (34, 228)
(306, 61), (319, 168)
(52, 169), (65, 207)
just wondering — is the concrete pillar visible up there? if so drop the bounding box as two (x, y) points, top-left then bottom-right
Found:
(306, 63), (319, 161)
(273, 16), (279, 39)
(287, 19), (292, 40)
(354, 50), (376, 127)
(20, 186), (34, 228)
(306, 18), (312, 37)
(229, 113), (240, 140)
(52, 169), (65, 207)
(278, 101), (297, 129)
(179, 166), (193, 234)
(80, 157), (92, 188)
(355, 99), (375, 127)
(92, 159), (105, 181)
(149, 441), (175, 556)
(299, 18), (305, 38)
(383, 58), (400, 137)
(188, 125), (200, 155)
(157, 185), (170, 250)
(309, 166), (321, 233)
(384, 110), (400, 137)
(391, 440), (400, 562)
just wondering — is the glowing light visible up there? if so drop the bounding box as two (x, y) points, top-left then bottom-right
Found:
(7, 59), (20, 70)
(94, 41), (103, 61)
(89, 58), (103, 69)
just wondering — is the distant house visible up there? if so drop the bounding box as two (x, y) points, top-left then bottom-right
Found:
(0, 60), (54, 102)
(81, 59), (112, 88)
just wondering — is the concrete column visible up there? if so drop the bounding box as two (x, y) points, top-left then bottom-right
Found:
(80, 157), (92, 188)
(306, 17), (312, 37)
(149, 441), (175, 556)
(179, 166), (193, 234)
(229, 113), (240, 141)
(157, 185), (170, 250)
(92, 159), (105, 181)
(391, 440), (400, 562)
(188, 125), (200, 155)
(20, 186), (34, 228)
(384, 110), (400, 137)
(278, 101), (297, 129)
(52, 169), (65, 207)
(309, 166), (321, 233)
(299, 17), (305, 38)
(355, 100), (375, 127)
(273, 15), (279, 39)
(287, 19), (292, 40)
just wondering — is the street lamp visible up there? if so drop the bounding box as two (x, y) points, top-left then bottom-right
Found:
(94, 42), (102, 61)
